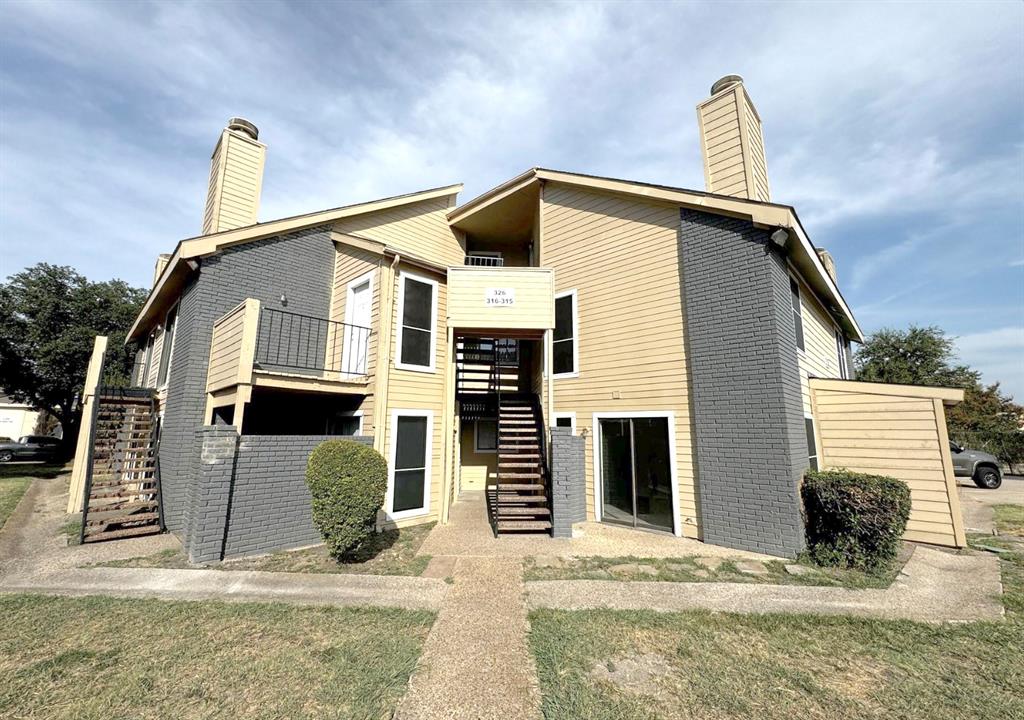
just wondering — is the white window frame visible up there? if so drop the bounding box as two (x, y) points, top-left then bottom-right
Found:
(473, 418), (498, 454)
(591, 411), (681, 537)
(789, 276), (805, 354)
(342, 270), (375, 375)
(553, 412), (577, 434)
(834, 327), (849, 379)
(553, 289), (579, 379)
(157, 300), (180, 390)
(805, 413), (819, 471)
(386, 408), (433, 521)
(394, 270), (438, 373)
(328, 410), (363, 436)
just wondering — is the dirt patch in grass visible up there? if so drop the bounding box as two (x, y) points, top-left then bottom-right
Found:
(0, 593), (434, 720)
(590, 652), (674, 696)
(523, 546), (910, 590)
(529, 607), (1024, 720)
(993, 504), (1024, 537)
(0, 475), (33, 531)
(97, 522), (435, 576)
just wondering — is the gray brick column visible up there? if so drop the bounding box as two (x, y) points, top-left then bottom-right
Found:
(186, 426), (239, 563)
(678, 209), (808, 558)
(550, 427), (585, 538)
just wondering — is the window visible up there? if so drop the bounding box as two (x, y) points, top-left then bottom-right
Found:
(553, 289), (578, 377)
(805, 416), (818, 470)
(835, 328), (850, 379)
(329, 411), (362, 436)
(474, 419), (497, 453)
(395, 272), (437, 372)
(157, 303), (179, 386)
(388, 410), (432, 519)
(554, 412), (576, 434)
(139, 335), (154, 385)
(790, 278), (805, 352)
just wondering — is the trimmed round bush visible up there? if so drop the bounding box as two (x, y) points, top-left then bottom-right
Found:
(306, 440), (388, 559)
(801, 469), (911, 573)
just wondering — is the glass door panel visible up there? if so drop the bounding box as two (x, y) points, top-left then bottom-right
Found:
(631, 417), (673, 533)
(600, 416), (673, 534)
(599, 419), (635, 527)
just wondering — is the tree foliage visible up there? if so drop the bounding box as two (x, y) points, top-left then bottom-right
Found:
(0, 264), (146, 453)
(855, 325), (1024, 466)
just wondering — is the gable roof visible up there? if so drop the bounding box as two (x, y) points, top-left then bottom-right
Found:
(450, 168), (863, 341)
(127, 184), (462, 342)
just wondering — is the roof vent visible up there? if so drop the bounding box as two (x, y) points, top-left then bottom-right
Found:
(227, 117), (259, 140)
(710, 74), (743, 96)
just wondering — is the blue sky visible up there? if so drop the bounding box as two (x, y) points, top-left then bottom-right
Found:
(2, 1), (1022, 397)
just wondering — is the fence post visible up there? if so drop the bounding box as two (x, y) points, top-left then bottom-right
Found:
(67, 336), (109, 514)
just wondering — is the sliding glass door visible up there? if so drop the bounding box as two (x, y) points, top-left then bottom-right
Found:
(599, 416), (673, 533)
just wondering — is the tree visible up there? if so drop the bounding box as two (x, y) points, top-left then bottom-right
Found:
(0, 264), (146, 456)
(855, 325), (1024, 466)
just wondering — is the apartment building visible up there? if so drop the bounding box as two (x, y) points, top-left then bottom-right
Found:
(69, 76), (967, 560)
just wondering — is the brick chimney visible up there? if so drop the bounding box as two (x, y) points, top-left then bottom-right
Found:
(202, 117), (266, 235)
(696, 75), (770, 202)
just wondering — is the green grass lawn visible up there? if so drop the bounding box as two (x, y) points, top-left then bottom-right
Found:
(0, 594), (434, 720)
(531, 506), (1024, 720)
(529, 608), (1024, 720)
(524, 547), (909, 590)
(0, 462), (67, 530)
(99, 522), (435, 576)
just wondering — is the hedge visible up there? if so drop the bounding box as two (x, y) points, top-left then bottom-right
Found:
(306, 440), (388, 559)
(801, 469), (911, 573)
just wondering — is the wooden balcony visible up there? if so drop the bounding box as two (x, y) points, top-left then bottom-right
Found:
(206, 299), (371, 396)
(446, 266), (554, 332)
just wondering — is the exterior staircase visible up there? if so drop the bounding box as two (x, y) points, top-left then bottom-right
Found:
(493, 393), (552, 534)
(80, 388), (164, 543)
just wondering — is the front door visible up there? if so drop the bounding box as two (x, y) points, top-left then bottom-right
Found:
(599, 417), (674, 533)
(343, 278), (371, 375)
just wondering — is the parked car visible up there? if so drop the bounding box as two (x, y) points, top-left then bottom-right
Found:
(0, 435), (61, 463)
(950, 442), (1002, 489)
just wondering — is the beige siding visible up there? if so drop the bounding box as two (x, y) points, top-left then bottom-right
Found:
(334, 195), (463, 267)
(697, 84), (770, 202)
(203, 130), (266, 235)
(145, 327), (164, 388)
(206, 302), (247, 392)
(447, 267), (554, 330)
(328, 243), (382, 435)
(796, 274), (844, 413)
(380, 261), (449, 527)
(459, 419), (496, 491)
(811, 380), (966, 548)
(541, 183), (699, 538)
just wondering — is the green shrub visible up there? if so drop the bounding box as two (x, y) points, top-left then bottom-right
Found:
(801, 469), (911, 573)
(305, 440), (388, 559)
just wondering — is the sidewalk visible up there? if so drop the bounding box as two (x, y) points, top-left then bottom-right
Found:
(526, 545), (1004, 624)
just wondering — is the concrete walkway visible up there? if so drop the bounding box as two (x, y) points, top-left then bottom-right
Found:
(526, 545), (1004, 624)
(2, 566), (446, 609)
(420, 491), (778, 561)
(395, 557), (542, 720)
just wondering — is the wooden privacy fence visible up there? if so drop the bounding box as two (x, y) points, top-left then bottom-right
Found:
(809, 378), (967, 548)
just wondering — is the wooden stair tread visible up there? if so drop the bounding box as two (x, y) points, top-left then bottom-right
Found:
(496, 520), (552, 531)
(83, 525), (163, 542)
(496, 483), (544, 491)
(86, 511), (160, 526)
(497, 506), (550, 516)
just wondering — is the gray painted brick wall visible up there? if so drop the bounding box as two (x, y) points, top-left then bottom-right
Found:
(188, 426), (239, 563)
(678, 209), (808, 558)
(224, 434), (373, 558)
(184, 430), (373, 561)
(550, 426), (586, 538)
(158, 226), (336, 534)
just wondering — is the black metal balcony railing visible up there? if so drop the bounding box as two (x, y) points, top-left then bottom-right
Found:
(465, 254), (504, 267)
(254, 307), (371, 378)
